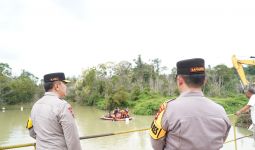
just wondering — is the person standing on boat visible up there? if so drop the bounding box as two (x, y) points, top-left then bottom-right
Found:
(26, 72), (82, 150)
(236, 87), (255, 141)
(150, 58), (231, 150)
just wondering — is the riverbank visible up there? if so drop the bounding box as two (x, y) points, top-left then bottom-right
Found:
(130, 94), (248, 115)
(1, 93), (248, 115)
(128, 93), (252, 128)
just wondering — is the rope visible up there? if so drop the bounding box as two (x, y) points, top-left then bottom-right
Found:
(1, 127), (252, 149)
(80, 128), (150, 140)
(224, 134), (253, 144)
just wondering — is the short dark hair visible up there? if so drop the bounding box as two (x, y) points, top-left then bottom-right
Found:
(180, 74), (205, 88)
(247, 87), (255, 94)
(44, 82), (54, 92)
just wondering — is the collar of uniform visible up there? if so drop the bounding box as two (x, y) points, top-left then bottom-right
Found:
(179, 91), (204, 97)
(44, 92), (58, 97)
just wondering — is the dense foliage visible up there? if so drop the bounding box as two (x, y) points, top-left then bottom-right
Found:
(0, 63), (44, 105)
(1, 55), (254, 117)
(71, 55), (254, 115)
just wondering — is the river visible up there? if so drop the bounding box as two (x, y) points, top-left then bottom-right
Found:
(0, 104), (254, 150)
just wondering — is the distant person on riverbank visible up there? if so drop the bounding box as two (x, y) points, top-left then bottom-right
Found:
(150, 58), (231, 150)
(26, 72), (82, 150)
(235, 87), (255, 141)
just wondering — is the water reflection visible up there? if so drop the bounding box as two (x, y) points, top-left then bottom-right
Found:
(0, 106), (34, 150)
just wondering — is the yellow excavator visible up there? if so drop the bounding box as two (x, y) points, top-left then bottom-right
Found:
(232, 55), (255, 90)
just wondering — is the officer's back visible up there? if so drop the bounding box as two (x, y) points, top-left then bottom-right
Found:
(27, 73), (82, 150)
(150, 58), (231, 150)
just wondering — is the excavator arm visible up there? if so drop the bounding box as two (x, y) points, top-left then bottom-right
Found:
(232, 55), (255, 89)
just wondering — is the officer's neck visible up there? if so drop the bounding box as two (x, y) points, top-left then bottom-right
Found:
(48, 90), (63, 99)
(179, 84), (202, 93)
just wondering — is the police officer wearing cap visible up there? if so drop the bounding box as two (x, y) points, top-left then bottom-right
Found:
(150, 58), (231, 150)
(27, 72), (82, 150)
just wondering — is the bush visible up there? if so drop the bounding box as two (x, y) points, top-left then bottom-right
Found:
(133, 96), (172, 115)
(96, 99), (107, 110)
(211, 95), (247, 114)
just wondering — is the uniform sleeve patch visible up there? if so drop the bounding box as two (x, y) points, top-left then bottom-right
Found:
(68, 106), (75, 118)
(26, 117), (33, 129)
(149, 102), (167, 139)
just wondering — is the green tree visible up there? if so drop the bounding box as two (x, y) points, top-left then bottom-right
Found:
(4, 70), (38, 104)
(0, 63), (12, 104)
(204, 64), (239, 97)
(76, 68), (101, 105)
(0, 63), (12, 76)
(65, 77), (78, 102)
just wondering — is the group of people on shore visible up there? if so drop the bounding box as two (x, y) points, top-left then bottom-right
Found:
(26, 58), (255, 150)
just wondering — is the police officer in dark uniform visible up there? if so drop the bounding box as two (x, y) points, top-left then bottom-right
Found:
(150, 58), (231, 150)
(27, 72), (82, 150)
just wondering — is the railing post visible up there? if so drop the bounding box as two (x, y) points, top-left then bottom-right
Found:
(233, 115), (238, 150)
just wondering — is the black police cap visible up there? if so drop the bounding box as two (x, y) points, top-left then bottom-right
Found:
(177, 58), (205, 75)
(43, 72), (70, 83)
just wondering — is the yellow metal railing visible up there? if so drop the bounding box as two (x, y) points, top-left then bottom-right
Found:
(0, 128), (150, 150)
(0, 115), (253, 150)
(0, 143), (35, 150)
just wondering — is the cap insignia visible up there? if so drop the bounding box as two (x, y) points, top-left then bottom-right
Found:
(190, 67), (205, 73)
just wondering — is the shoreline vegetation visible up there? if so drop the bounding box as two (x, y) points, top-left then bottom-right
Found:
(0, 93), (251, 127)
(0, 94), (248, 115)
(1, 55), (254, 126)
(0, 95), (250, 127)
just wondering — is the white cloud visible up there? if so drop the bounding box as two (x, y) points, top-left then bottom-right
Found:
(1, 0), (255, 78)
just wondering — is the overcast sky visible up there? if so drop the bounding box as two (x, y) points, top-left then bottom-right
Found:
(1, 0), (255, 79)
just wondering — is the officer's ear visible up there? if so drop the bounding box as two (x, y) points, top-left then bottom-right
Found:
(177, 75), (185, 86)
(52, 81), (61, 91)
